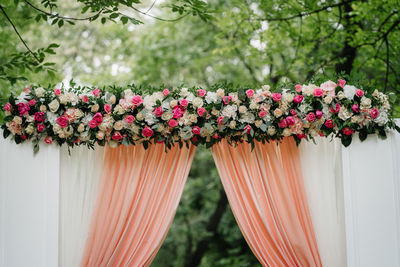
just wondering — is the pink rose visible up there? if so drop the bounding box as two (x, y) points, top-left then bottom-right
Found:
(104, 104), (112, 114)
(352, 104), (359, 113)
(92, 112), (103, 124)
(222, 96), (232, 105)
(330, 103), (340, 113)
(337, 79), (346, 88)
(54, 88), (61, 96)
(88, 120), (98, 129)
(370, 108), (379, 119)
(293, 95), (303, 104)
(25, 87), (31, 93)
(112, 131), (123, 140)
(44, 136), (53, 144)
(131, 95), (143, 106)
(142, 126), (153, 137)
(272, 93), (282, 102)
(154, 107), (163, 117)
(306, 112), (316, 122)
(197, 107), (206, 117)
(295, 84), (302, 92)
(296, 133), (306, 139)
(28, 99), (36, 106)
(278, 119), (287, 128)
(286, 116), (295, 126)
(124, 115), (135, 124)
(17, 103), (30, 116)
(37, 123), (45, 133)
(162, 89), (170, 96)
(342, 127), (354, 136)
(173, 105), (185, 119)
(180, 99), (189, 107)
(212, 133), (220, 139)
(355, 89), (364, 97)
(34, 112), (46, 122)
(313, 88), (324, 97)
(192, 136), (198, 142)
(290, 109), (297, 115)
(217, 116), (225, 125)
(81, 95), (89, 103)
(56, 116), (68, 128)
(192, 126), (201, 135)
(315, 110), (323, 119)
(324, 119), (334, 128)
(246, 89), (254, 98)
(92, 88), (101, 97)
(197, 89), (206, 97)
(258, 110), (267, 118)
(168, 119), (178, 128)
(244, 125), (252, 134)
(4, 102), (12, 111)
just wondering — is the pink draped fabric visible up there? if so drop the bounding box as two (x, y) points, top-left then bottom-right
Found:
(211, 138), (322, 267)
(81, 143), (196, 267)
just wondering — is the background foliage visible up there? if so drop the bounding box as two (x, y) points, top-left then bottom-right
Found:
(0, 0), (399, 266)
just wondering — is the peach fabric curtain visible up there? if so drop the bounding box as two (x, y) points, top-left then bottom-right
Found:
(81, 143), (196, 267)
(211, 138), (322, 267)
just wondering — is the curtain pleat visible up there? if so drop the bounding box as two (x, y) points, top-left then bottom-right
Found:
(211, 138), (322, 267)
(80, 143), (196, 267)
(299, 137), (347, 267)
(59, 145), (105, 267)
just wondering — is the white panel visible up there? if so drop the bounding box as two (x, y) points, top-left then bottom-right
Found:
(0, 136), (59, 267)
(342, 128), (400, 267)
(299, 137), (347, 267)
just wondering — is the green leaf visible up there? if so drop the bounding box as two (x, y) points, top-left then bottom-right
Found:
(101, 17), (107, 24)
(58, 20), (64, 28)
(341, 136), (352, 147)
(109, 13), (119, 19)
(121, 16), (128, 24)
(3, 115), (13, 122)
(359, 131), (367, 142)
(3, 129), (11, 139)
(260, 123), (267, 132)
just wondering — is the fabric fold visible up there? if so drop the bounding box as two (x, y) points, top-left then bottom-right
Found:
(211, 138), (322, 267)
(80, 143), (196, 267)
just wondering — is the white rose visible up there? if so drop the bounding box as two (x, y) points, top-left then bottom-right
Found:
(273, 108), (283, 118)
(337, 91), (345, 100)
(48, 99), (60, 112)
(216, 88), (225, 97)
(114, 120), (123, 130)
(205, 92), (218, 104)
(374, 110), (388, 126)
(26, 115), (34, 122)
(25, 124), (35, 135)
(283, 128), (291, 137)
(324, 96), (333, 104)
(170, 100), (178, 108)
(282, 93), (294, 103)
(343, 85), (357, 100)
(229, 120), (236, 129)
(249, 102), (259, 110)
(96, 131), (105, 140)
(114, 104), (125, 115)
(75, 109), (84, 119)
(211, 108), (219, 116)
(77, 124), (85, 133)
(192, 97), (204, 108)
(221, 105), (238, 119)
(360, 96), (372, 109)
(267, 126), (276, 136)
(239, 106), (247, 114)
(35, 87), (45, 97)
(59, 94), (68, 105)
(338, 108), (352, 121)
(91, 104), (99, 113)
(302, 84), (316, 96)
(161, 112), (173, 121)
(40, 105), (47, 112)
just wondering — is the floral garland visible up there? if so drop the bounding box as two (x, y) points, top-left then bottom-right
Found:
(1, 79), (399, 153)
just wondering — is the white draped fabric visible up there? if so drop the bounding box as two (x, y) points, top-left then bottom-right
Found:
(299, 138), (347, 267)
(59, 146), (104, 267)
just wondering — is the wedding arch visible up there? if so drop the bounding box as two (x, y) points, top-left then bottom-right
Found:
(1, 79), (400, 267)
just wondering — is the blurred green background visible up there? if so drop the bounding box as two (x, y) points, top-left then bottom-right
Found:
(1, 0), (399, 266)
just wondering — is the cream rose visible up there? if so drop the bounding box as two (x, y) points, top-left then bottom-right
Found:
(239, 106), (247, 114)
(229, 120), (236, 129)
(114, 120), (123, 130)
(35, 87), (45, 97)
(282, 128), (291, 137)
(216, 88), (225, 97)
(40, 105), (47, 112)
(161, 112), (173, 121)
(136, 112), (144, 121)
(255, 120), (263, 128)
(170, 100), (178, 108)
(91, 104), (99, 113)
(273, 108), (283, 118)
(25, 124), (35, 135)
(48, 99), (60, 112)
(77, 124), (85, 133)
(192, 97), (204, 108)
(324, 96), (333, 104)
(267, 126), (276, 136)
(96, 131), (105, 140)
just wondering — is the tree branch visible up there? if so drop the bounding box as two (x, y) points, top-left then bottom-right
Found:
(250, 0), (358, 21)
(129, 6), (189, 22)
(23, 0), (104, 21)
(0, 5), (40, 63)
